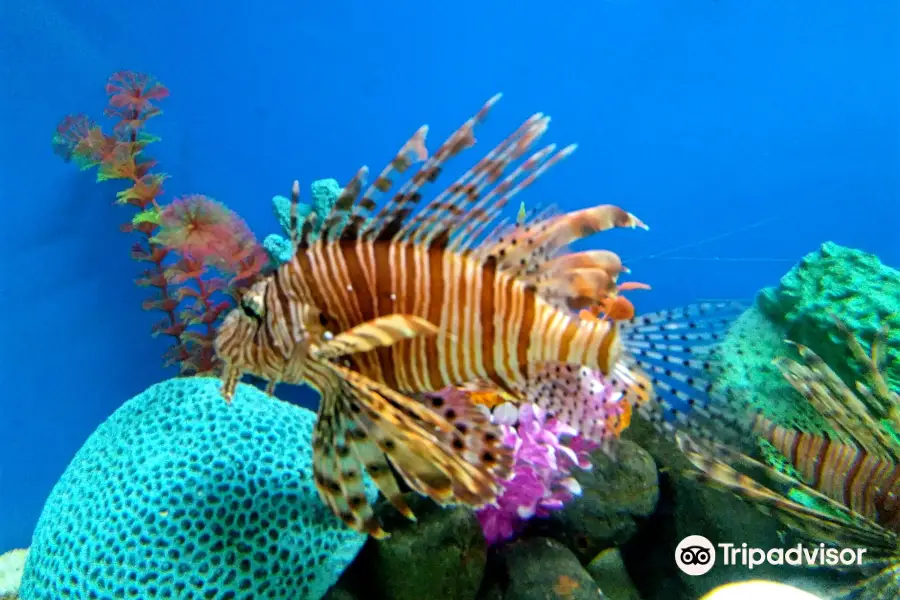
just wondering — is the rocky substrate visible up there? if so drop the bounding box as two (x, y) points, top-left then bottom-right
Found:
(324, 440), (657, 600)
(323, 426), (853, 600)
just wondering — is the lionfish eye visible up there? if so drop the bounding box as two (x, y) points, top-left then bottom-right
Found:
(241, 297), (264, 322)
(319, 313), (329, 326)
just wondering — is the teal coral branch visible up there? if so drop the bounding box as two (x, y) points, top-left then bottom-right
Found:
(263, 178), (341, 265)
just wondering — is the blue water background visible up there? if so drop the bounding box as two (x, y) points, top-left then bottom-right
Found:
(1, 0), (897, 550)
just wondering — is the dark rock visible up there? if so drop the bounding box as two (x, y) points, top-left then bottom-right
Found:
(353, 493), (487, 600)
(475, 575), (505, 600)
(622, 419), (784, 600)
(528, 440), (659, 563)
(585, 548), (640, 600)
(321, 586), (361, 600)
(500, 538), (605, 600)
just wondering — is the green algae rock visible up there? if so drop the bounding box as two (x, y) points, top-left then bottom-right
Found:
(715, 242), (899, 432)
(713, 305), (829, 433)
(758, 242), (900, 390)
(20, 377), (374, 600)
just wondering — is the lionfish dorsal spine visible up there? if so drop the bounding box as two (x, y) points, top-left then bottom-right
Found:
(288, 179), (300, 252)
(320, 166), (368, 243)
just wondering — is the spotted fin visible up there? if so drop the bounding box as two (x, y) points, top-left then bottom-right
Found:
(312, 361), (513, 537)
(419, 388), (517, 484)
(524, 362), (632, 450)
(312, 314), (443, 361)
(612, 301), (752, 444)
(319, 122), (429, 244)
(312, 378), (390, 538)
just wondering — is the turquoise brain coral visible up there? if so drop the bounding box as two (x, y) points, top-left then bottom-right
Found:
(20, 377), (374, 600)
(263, 178), (341, 266)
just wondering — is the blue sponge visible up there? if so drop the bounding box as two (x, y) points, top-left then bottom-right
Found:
(20, 377), (374, 600)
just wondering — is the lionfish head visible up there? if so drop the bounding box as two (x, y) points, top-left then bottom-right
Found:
(214, 278), (314, 400)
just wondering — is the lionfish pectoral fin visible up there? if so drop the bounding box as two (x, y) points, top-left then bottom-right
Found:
(675, 433), (896, 551)
(326, 362), (513, 510)
(822, 319), (900, 441)
(311, 380), (391, 538)
(342, 411), (416, 522)
(312, 314), (445, 361)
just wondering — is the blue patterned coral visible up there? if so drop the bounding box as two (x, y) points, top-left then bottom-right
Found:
(20, 377), (374, 600)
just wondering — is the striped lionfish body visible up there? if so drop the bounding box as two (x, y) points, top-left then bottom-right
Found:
(215, 94), (741, 537)
(752, 418), (900, 532)
(677, 320), (900, 599)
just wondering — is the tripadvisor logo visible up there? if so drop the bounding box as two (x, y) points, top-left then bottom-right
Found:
(674, 535), (867, 576)
(676, 535), (716, 576)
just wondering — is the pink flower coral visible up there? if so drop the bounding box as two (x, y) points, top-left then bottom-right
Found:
(476, 402), (600, 544)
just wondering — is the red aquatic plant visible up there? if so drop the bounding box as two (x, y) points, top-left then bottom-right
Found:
(155, 195), (268, 372)
(52, 71), (265, 375)
(156, 195), (268, 282)
(104, 71), (169, 131)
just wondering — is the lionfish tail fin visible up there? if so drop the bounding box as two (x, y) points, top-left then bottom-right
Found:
(616, 301), (755, 447)
(312, 314), (442, 361)
(313, 362), (512, 536)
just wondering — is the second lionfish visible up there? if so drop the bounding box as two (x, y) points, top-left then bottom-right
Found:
(215, 94), (739, 536)
(678, 318), (900, 599)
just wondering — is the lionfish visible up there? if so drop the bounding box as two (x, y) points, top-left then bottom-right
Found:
(214, 94), (740, 536)
(677, 318), (900, 599)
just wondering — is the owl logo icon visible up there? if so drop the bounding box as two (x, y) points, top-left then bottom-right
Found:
(675, 535), (716, 576)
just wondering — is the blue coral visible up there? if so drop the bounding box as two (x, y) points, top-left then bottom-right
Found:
(20, 377), (374, 600)
(263, 178), (341, 265)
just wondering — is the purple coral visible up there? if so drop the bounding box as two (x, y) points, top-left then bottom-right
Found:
(476, 402), (601, 544)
